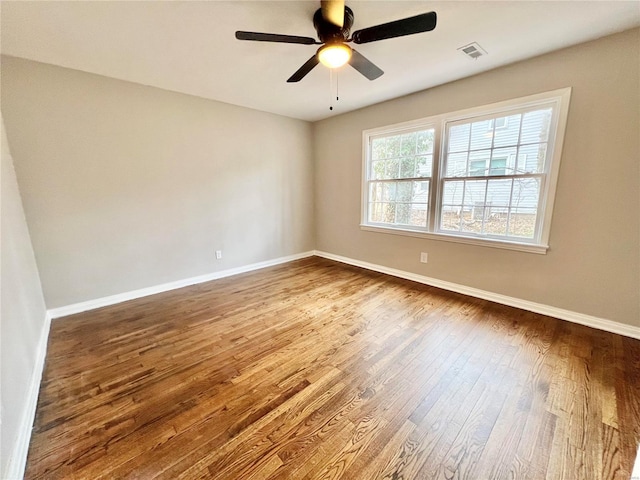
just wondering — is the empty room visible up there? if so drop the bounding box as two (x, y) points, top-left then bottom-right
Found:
(2, 1), (639, 479)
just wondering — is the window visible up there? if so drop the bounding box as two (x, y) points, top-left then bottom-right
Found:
(367, 128), (434, 228)
(488, 117), (508, 130)
(469, 156), (507, 176)
(362, 88), (571, 253)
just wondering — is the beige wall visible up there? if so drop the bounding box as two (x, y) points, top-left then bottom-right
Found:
(314, 28), (640, 326)
(2, 29), (638, 326)
(1, 56), (314, 308)
(1, 116), (47, 477)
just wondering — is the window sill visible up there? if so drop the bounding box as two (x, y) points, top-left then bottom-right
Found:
(360, 224), (549, 254)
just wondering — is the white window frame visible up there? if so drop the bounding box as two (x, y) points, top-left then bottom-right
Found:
(361, 88), (571, 254)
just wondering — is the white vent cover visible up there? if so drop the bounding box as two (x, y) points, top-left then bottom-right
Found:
(458, 42), (487, 59)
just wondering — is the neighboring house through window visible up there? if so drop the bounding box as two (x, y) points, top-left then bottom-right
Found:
(361, 88), (571, 253)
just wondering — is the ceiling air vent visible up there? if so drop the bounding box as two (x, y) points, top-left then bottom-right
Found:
(458, 42), (486, 60)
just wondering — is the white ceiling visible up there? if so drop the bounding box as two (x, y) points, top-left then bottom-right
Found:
(2, 1), (639, 122)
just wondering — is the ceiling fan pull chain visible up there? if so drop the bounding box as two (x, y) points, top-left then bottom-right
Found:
(329, 68), (334, 111)
(336, 70), (339, 102)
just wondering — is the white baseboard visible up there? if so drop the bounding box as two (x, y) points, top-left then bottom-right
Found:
(4, 312), (52, 480)
(314, 250), (640, 340)
(47, 248), (640, 340)
(48, 251), (315, 319)
(632, 446), (640, 480)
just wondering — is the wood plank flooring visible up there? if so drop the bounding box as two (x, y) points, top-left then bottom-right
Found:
(25, 257), (640, 479)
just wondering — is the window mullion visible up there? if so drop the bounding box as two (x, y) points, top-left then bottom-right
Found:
(428, 124), (443, 232)
(505, 177), (515, 236)
(487, 114), (497, 174)
(459, 179), (467, 232)
(513, 111), (525, 174)
(465, 121), (473, 177)
(480, 179), (489, 234)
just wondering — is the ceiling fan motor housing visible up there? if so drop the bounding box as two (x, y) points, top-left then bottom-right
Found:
(313, 6), (354, 43)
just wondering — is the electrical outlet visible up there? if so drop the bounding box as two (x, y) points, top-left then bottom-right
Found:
(215, 250), (222, 259)
(420, 252), (428, 263)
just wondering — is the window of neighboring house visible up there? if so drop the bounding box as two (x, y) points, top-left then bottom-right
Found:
(469, 156), (507, 176)
(361, 88), (571, 254)
(488, 117), (508, 130)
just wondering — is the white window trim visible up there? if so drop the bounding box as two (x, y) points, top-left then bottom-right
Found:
(360, 88), (572, 254)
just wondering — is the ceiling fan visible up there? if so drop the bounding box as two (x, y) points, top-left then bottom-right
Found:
(235, 0), (437, 83)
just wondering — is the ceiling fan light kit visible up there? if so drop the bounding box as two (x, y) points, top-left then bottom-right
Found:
(235, 0), (437, 85)
(318, 43), (352, 68)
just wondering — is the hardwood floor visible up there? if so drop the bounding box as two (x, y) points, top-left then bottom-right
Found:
(25, 257), (640, 479)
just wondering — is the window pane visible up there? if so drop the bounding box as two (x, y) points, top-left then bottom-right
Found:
(461, 210), (482, 233)
(442, 180), (464, 205)
(440, 177), (541, 239)
(369, 182), (383, 202)
(385, 158), (400, 178)
(368, 181), (429, 228)
(371, 129), (434, 181)
(396, 203), (411, 224)
(416, 155), (432, 177)
(400, 132), (417, 157)
(491, 147), (516, 175)
(493, 114), (521, 148)
(470, 160), (486, 177)
(372, 138), (386, 160)
(486, 179), (512, 209)
(459, 180), (486, 234)
(410, 205), (428, 227)
(441, 207), (461, 232)
(462, 180), (487, 208)
(417, 130), (435, 154)
(397, 181), (412, 202)
(510, 177), (540, 210)
(413, 181), (429, 203)
(371, 160), (385, 180)
(448, 124), (470, 153)
(382, 182), (397, 202)
(387, 136), (401, 158)
(517, 143), (547, 174)
(441, 180), (463, 232)
(370, 203), (396, 223)
(521, 108), (552, 144)
(468, 150), (491, 176)
(369, 202), (385, 223)
(446, 152), (469, 177)
(482, 179), (511, 236)
(399, 157), (415, 179)
(483, 213), (508, 236)
(469, 120), (493, 151)
(489, 158), (507, 176)
(508, 208), (537, 238)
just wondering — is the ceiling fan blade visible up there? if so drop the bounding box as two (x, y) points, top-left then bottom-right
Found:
(287, 55), (320, 82)
(349, 49), (384, 80)
(235, 31), (316, 45)
(321, 0), (345, 28)
(351, 11), (437, 44)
